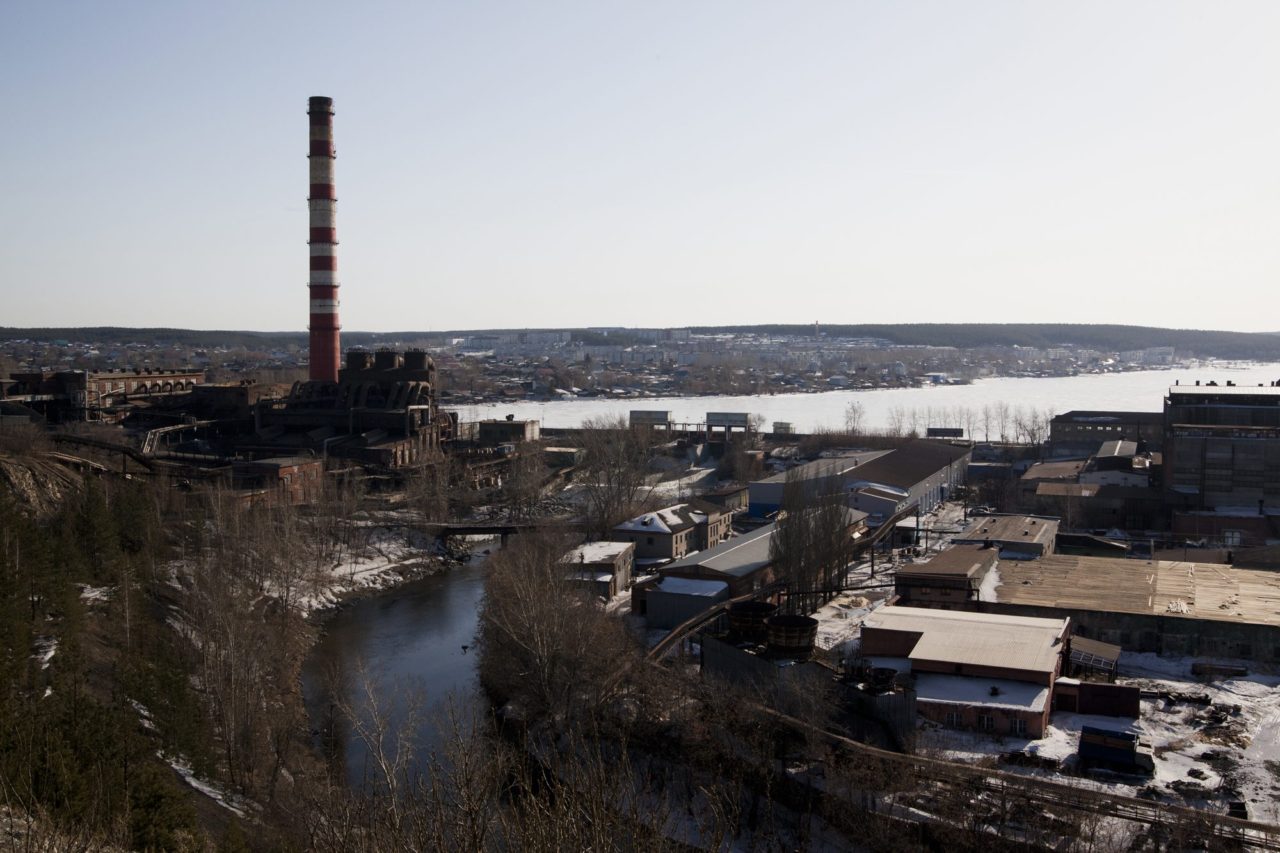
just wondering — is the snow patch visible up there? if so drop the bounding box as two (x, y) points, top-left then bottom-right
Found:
(977, 563), (1001, 602)
(929, 651), (1280, 819)
(162, 752), (249, 818)
(32, 637), (57, 669)
(78, 584), (113, 604)
(130, 699), (158, 732)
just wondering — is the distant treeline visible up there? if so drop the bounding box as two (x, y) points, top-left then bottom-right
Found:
(693, 323), (1280, 359)
(4, 323), (1280, 360)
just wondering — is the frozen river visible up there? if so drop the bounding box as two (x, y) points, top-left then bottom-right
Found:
(452, 363), (1280, 435)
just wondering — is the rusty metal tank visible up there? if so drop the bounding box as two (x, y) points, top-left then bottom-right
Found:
(727, 601), (777, 642)
(764, 614), (818, 659)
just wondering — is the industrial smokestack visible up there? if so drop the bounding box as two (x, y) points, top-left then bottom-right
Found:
(307, 96), (340, 383)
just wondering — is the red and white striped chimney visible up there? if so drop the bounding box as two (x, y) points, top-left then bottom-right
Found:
(307, 95), (341, 383)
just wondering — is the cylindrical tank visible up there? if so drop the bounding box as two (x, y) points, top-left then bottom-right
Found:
(728, 601), (777, 642)
(346, 350), (372, 371)
(374, 349), (399, 370)
(404, 349), (429, 370)
(765, 614), (818, 659)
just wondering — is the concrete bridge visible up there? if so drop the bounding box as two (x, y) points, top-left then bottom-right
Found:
(423, 519), (584, 546)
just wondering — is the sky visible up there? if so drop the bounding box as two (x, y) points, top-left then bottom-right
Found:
(2, 1), (1279, 333)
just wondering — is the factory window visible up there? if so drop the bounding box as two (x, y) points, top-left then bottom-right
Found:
(1011, 718), (1027, 736)
(978, 714), (995, 732)
(944, 711), (961, 728)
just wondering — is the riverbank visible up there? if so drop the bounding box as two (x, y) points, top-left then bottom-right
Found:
(283, 509), (491, 617)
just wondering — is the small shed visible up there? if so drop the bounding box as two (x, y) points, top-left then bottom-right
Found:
(646, 577), (730, 630)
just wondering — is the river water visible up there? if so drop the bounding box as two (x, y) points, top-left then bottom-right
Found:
(301, 554), (490, 788)
(453, 363), (1280, 434)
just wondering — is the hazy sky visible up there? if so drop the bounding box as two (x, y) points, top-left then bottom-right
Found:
(3, 2), (1278, 333)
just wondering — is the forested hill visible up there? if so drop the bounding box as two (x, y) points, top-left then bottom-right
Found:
(2, 323), (1279, 360)
(692, 324), (1280, 359)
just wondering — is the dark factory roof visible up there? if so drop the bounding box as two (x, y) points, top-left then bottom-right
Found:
(898, 544), (998, 579)
(844, 440), (970, 490)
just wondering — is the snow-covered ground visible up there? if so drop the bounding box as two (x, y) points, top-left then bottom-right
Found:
(296, 522), (471, 612)
(78, 584), (112, 604)
(923, 652), (1280, 823)
(646, 465), (719, 502)
(31, 637), (57, 669)
(811, 587), (887, 658)
(799, 505), (1280, 824)
(161, 751), (252, 819)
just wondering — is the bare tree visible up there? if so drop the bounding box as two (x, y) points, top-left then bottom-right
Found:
(331, 658), (424, 820)
(886, 406), (908, 438)
(995, 401), (1012, 443)
(843, 400), (865, 436)
(769, 471), (858, 615)
(504, 442), (548, 522)
(477, 531), (639, 721)
(409, 456), (455, 522)
(576, 416), (655, 537)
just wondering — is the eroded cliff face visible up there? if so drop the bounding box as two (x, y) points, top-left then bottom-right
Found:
(0, 453), (82, 519)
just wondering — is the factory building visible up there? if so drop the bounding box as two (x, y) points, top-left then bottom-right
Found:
(1047, 410), (1162, 459)
(1164, 382), (1280, 546)
(842, 440), (972, 520)
(860, 606), (1070, 738)
(254, 348), (443, 467)
(1, 368), (205, 422)
(612, 500), (732, 563)
(748, 450), (891, 518)
(978, 554), (1280, 662)
(894, 544), (999, 609)
(951, 514), (1058, 560)
(640, 524), (777, 630)
(245, 98), (446, 468)
(563, 541), (635, 599)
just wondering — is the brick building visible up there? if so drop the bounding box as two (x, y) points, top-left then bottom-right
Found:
(860, 606), (1070, 738)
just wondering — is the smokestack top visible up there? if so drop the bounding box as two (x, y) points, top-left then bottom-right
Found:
(308, 96), (334, 113)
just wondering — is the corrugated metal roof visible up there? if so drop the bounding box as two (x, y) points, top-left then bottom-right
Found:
(665, 523), (775, 579)
(898, 544), (996, 578)
(1168, 385), (1280, 397)
(843, 439), (971, 490)
(993, 555), (1280, 627)
(755, 450), (892, 485)
(955, 515), (1058, 549)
